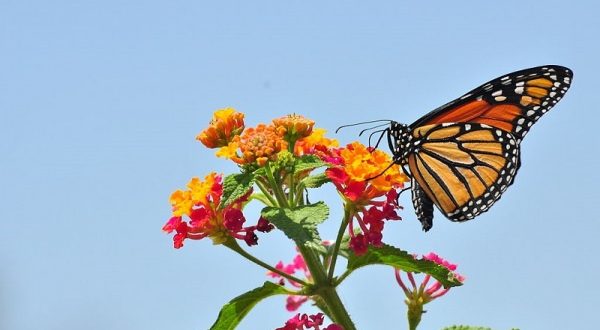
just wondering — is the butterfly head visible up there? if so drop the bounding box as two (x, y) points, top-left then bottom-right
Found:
(387, 121), (410, 163)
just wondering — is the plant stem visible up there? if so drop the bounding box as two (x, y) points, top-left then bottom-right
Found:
(327, 205), (352, 280)
(264, 162), (290, 208)
(407, 300), (423, 330)
(334, 269), (352, 286)
(255, 179), (279, 207)
(224, 240), (309, 286)
(297, 243), (356, 330)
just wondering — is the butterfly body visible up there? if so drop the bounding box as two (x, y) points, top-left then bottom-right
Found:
(384, 65), (572, 231)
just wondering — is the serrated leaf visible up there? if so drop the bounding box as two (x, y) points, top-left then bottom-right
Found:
(261, 202), (329, 250)
(294, 155), (327, 173)
(301, 173), (330, 188)
(210, 281), (291, 330)
(220, 172), (255, 209)
(346, 244), (463, 288)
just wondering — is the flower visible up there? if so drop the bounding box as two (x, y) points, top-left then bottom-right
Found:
(276, 313), (343, 330)
(162, 173), (270, 248)
(395, 253), (465, 329)
(267, 253), (312, 311)
(325, 142), (408, 255)
(294, 128), (339, 158)
(230, 124), (287, 166)
(196, 108), (245, 149)
(273, 114), (315, 145)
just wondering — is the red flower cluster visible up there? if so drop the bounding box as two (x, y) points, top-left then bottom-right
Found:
(276, 313), (343, 330)
(162, 173), (273, 248)
(346, 190), (402, 255)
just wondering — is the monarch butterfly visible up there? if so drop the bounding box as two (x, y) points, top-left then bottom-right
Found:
(359, 65), (572, 231)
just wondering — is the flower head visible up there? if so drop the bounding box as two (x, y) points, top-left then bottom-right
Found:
(395, 252), (465, 328)
(267, 253), (312, 311)
(273, 114), (315, 145)
(294, 128), (339, 159)
(197, 108), (245, 149)
(230, 124), (287, 166)
(325, 142), (408, 255)
(328, 142), (406, 198)
(163, 173), (270, 248)
(276, 313), (343, 330)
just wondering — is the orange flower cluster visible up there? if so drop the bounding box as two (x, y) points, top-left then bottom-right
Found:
(338, 142), (406, 193)
(272, 114), (315, 142)
(232, 124), (288, 166)
(197, 108), (245, 148)
(294, 128), (339, 156)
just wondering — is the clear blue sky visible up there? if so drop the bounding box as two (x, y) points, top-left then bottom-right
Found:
(1, 1), (598, 329)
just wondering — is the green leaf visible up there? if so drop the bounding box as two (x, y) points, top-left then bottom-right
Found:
(346, 244), (463, 288)
(219, 172), (255, 209)
(301, 172), (330, 188)
(249, 193), (273, 206)
(294, 155), (327, 173)
(261, 202), (329, 251)
(210, 281), (291, 330)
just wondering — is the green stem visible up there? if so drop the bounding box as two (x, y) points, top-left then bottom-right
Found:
(318, 286), (356, 330)
(327, 205), (352, 280)
(334, 269), (352, 286)
(407, 300), (424, 330)
(264, 162), (290, 208)
(288, 170), (295, 207)
(224, 239), (309, 286)
(255, 179), (279, 207)
(297, 243), (356, 330)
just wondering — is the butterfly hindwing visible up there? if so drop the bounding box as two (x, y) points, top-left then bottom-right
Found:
(410, 65), (572, 142)
(406, 122), (520, 223)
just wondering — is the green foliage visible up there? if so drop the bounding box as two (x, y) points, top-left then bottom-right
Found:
(210, 281), (292, 330)
(301, 172), (330, 188)
(219, 172), (255, 209)
(294, 155), (327, 173)
(345, 244), (463, 288)
(261, 202), (329, 252)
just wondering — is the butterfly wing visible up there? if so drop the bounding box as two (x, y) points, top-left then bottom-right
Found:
(407, 122), (520, 228)
(409, 65), (572, 142)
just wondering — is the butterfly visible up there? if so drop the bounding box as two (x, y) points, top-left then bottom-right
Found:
(370, 65), (572, 231)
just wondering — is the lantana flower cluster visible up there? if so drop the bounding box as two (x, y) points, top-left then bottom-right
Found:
(276, 313), (343, 330)
(395, 253), (466, 329)
(326, 142), (408, 255)
(162, 172), (273, 248)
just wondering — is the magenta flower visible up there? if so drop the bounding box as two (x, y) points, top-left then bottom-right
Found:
(395, 252), (465, 329)
(267, 253), (312, 311)
(276, 313), (343, 330)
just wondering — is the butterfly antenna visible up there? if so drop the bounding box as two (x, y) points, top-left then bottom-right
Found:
(358, 123), (389, 137)
(368, 128), (389, 150)
(335, 119), (392, 133)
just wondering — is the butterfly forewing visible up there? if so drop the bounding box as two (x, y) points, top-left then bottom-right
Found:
(407, 123), (520, 222)
(410, 65), (572, 142)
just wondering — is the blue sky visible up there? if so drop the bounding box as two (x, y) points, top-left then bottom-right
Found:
(1, 1), (599, 329)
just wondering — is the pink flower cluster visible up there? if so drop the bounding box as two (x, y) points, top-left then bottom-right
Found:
(276, 313), (343, 330)
(267, 253), (312, 311)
